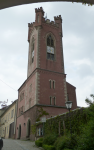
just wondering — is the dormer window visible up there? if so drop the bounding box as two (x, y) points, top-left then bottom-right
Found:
(47, 35), (54, 60)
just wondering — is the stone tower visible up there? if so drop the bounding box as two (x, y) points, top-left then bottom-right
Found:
(27, 7), (67, 108)
(16, 7), (77, 140)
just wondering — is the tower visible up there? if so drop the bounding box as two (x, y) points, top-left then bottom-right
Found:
(16, 7), (77, 140)
(27, 7), (67, 108)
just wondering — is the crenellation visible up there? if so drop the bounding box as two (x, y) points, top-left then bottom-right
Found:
(44, 19), (59, 28)
(35, 7), (44, 16)
(54, 15), (62, 20)
(46, 19), (50, 23)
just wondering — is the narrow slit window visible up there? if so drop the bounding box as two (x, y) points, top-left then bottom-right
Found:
(49, 80), (52, 89)
(50, 97), (52, 105)
(29, 98), (31, 108)
(30, 38), (34, 64)
(53, 80), (55, 89)
(53, 97), (56, 105)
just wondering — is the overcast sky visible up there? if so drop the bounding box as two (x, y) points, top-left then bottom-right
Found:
(0, 2), (94, 108)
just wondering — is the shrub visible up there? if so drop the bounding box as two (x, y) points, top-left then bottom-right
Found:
(35, 140), (43, 147)
(43, 144), (55, 150)
(54, 133), (77, 150)
(43, 133), (58, 145)
(75, 119), (94, 150)
(38, 137), (43, 141)
(63, 149), (72, 150)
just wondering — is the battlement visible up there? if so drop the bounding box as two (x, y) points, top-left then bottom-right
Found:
(28, 23), (34, 27)
(54, 15), (62, 20)
(45, 19), (59, 27)
(35, 7), (44, 16)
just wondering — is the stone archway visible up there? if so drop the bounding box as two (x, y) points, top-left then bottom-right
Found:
(18, 124), (21, 139)
(26, 119), (31, 138)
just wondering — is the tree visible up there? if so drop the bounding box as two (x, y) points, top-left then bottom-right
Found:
(85, 94), (94, 106)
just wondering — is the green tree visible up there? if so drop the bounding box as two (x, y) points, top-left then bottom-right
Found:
(85, 94), (94, 106)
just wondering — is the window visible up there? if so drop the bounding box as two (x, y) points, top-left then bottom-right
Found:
(13, 109), (14, 117)
(49, 80), (55, 89)
(49, 80), (52, 89)
(53, 97), (56, 105)
(29, 98), (31, 108)
(29, 84), (32, 92)
(50, 97), (52, 105)
(47, 35), (54, 60)
(20, 92), (24, 101)
(21, 106), (23, 114)
(11, 110), (14, 118)
(53, 80), (55, 89)
(30, 38), (34, 64)
(37, 128), (40, 136)
(40, 128), (43, 136)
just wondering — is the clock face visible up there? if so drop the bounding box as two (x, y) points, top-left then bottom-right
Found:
(47, 46), (54, 54)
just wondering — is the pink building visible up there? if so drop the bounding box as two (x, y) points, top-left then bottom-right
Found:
(16, 7), (77, 140)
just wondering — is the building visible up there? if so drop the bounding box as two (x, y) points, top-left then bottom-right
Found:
(0, 100), (17, 139)
(16, 7), (77, 140)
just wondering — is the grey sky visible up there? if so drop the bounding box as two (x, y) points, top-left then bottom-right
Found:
(0, 2), (94, 108)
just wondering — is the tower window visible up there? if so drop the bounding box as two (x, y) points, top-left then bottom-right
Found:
(53, 97), (56, 105)
(29, 84), (32, 93)
(30, 38), (34, 64)
(29, 98), (31, 108)
(53, 80), (55, 89)
(49, 80), (52, 89)
(32, 43), (34, 63)
(47, 35), (54, 60)
(50, 97), (52, 105)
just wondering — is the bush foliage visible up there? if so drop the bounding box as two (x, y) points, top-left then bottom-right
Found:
(43, 133), (58, 145)
(35, 138), (43, 147)
(43, 144), (55, 150)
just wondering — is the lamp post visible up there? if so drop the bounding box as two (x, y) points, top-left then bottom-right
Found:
(65, 101), (72, 136)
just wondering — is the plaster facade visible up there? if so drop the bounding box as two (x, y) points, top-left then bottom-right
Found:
(0, 100), (17, 139)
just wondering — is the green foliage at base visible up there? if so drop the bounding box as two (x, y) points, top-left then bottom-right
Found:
(35, 138), (43, 147)
(54, 133), (77, 150)
(43, 133), (58, 145)
(63, 149), (72, 150)
(75, 104), (94, 150)
(43, 144), (55, 150)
